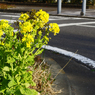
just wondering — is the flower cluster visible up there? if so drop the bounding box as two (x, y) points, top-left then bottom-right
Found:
(0, 30), (3, 37)
(22, 34), (34, 48)
(49, 23), (60, 35)
(19, 21), (33, 34)
(0, 19), (9, 30)
(0, 19), (14, 45)
(19, 13), (29, 21)
(34, 9), (49, 28)
(35, 9), (49, 23)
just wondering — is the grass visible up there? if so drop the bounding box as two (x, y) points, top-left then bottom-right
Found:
(28, 55), (62, 95)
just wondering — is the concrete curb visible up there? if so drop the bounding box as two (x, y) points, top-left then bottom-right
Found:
(43, 56), (73, 95)
(0, 8), (95, 19)
(49, 13), (95, 19)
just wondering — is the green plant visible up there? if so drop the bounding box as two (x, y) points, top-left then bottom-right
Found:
(0, 9), (60, 95)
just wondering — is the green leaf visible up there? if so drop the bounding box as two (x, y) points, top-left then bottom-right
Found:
(8, 78), (17, 87)
(35, 49), (44, 55)
(6, 88), (15, 95)
(8, 74), (12, 80)
(15, 75), (21, 84)
(5, 50), (12, 53)
(7, 57), (15, 64)
(21, 47), (25, 54)
(14, 88), (21, 95)
(31, 81), (36, 86)
(26, 89), (38, 95)
(3, 66), (10, 71)
(22, 83), (30, 88)
(20, 87), (38, 95)
(20, 86), (26, 94)
(27, 56), (34, 62)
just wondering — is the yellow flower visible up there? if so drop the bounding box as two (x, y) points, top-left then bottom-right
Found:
(0, 19), (9, 29)
(0, 41), (4, 45)
(27, 34), (34, 42)
(0, 30), (3, 37)
(44, 36), (49, 41)
(38, 31), (42, 35)
(0, 19), (9, 23)
(49, 23), (60, 35)
(22, 34), (34, 48)
(35, 9), (49, 24)
(2, 23), (9, 28)
(19, 13), (29, 21)
(1, 42), (4, 45)
(26, 41), (31, 48)
(12, 32), (14, 36)
(20, 21), (33, 34)
(22, 37), (26, 42)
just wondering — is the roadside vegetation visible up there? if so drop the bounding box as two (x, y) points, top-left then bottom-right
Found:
(0, 9), (61, 95)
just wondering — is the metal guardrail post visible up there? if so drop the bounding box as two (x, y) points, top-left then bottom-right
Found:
(57, 0), (62, 14)
(81, 0), (87, 16)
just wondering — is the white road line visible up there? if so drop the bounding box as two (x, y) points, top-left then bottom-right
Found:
(49, 18), (64, 20)
(14, 29), (18, 32)
(58, 21), (95, 27)
(0, 15), (20, 17)
(0, 12), (21, 15)
(42, 45), (95, 68)
(0, 19), (18, 23)
(76, 24), (95, 28)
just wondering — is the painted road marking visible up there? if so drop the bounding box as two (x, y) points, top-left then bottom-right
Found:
(58, 21), (95, 27)
(42, 45), (95, 68)
(0, 15), (20, 17)
(76, 24), (95, 28)
(0, 19), (19, 23)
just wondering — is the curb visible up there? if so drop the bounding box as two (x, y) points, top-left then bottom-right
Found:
(0, 8), (95, 19)
(43, 56), (73, 95)
(0, 9), (28, 13)
(49, 13), (95, 19)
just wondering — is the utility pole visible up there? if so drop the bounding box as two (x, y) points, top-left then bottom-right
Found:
(57, 0), (62, 14)
(81, 0), (87, 16)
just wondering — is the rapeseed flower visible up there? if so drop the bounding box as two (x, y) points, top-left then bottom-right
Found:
(22, 34), (34, 48)
(20, 21), (33, 34)
(19, 13), (29, 21)
(0, 30), (3, 37)
(0, 41), (4, 45)
(35, 9), (49, 24)
(0, 19), (9, 23)
(49, 23), (60, 35)
(26, 41), (31, 48)
(0, 19), (9, 29)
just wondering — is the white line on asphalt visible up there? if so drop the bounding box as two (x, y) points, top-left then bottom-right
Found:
(14, 29), (18, 32)
(58, 21), (95, 27)
(49, 18), (64, 20)
(0, 12), (21, 15)
(0, 19), (18, 23)
(76, 24), (95, 28)
(0, 15), (20, 17)
(42, 45), (95, 68)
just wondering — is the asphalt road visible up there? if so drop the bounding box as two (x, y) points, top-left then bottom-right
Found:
(43, 50), (95, 95)
(0, 12), (95, 95)
(48, 17), (95, 61)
